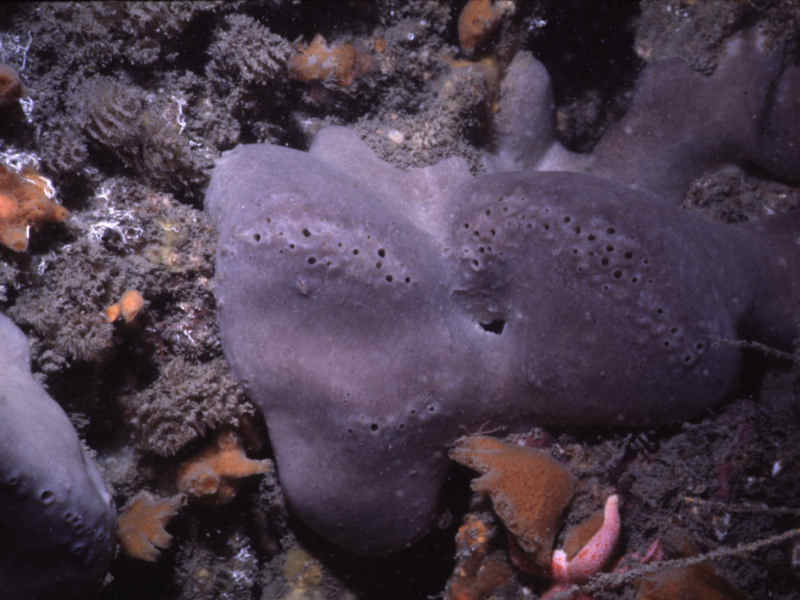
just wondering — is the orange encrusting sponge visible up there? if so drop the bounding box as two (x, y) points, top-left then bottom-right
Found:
(450, 435), (576, 572)
(0, 163), (67, 252)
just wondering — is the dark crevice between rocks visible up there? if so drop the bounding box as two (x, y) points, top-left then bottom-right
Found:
(525, 0), (642, 151)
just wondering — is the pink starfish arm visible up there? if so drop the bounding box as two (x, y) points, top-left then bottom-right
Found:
(552, 494), (621, 583)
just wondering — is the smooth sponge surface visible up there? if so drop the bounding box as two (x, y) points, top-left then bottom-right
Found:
(0, 313), (116, 599)
(206, 127), (795, 554)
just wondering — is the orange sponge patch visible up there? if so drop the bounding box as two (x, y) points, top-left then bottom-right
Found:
(177, 430), (272, 504)
(458, 0), (503, 55)
(450, 435), (576, 571)
(288, 34), (372, 87)
(0, 163), (67, 252)
(105, 289), (145, 323)
(117, 491), (186, 562)
(447, 513), (514, 600)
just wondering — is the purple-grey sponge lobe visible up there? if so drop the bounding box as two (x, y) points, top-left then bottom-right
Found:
(757, 63), (800, 183)
(207, 135), (795, 554)
(210, 143), (501, 552)
(0, 314), (116, 599)
(447, 171), (758, 425)
(206, 25), (800, 556)
(588, 27), (790, 202)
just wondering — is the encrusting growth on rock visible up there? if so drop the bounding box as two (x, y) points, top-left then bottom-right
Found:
(288, 34), (372, 87)
(0, 162), (67, 251)
(105, 289), (145, 324)
(457, 0), (512, 55)
(177, 429), (272, 503)
(446, 513), (515, 600)
(117, 491), (186, 562)
(450, 435), (576, 572)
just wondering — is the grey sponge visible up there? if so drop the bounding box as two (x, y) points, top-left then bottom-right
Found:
(206, 25), (800, 556)
(0, 314), (116, 599)
(207, 129), (798, 554)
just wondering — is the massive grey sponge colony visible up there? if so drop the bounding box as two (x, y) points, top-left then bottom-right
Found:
(207, 27), (800, 554)
(0, 313), (116, 599)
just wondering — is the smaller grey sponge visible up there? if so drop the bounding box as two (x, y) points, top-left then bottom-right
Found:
(0, 314), (116, 600)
